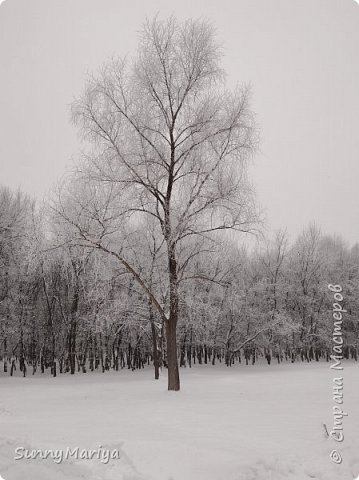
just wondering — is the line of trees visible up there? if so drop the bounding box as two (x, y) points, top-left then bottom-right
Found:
(1, 184), (358, 385)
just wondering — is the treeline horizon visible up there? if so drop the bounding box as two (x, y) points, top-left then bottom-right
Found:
(0, 184), (358, 379)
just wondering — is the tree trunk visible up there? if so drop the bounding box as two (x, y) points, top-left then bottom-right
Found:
(165, 319), (180, 391)
(149, 299), (160, 380)
(166, 237), (180, 390)
(151, 321), (160, 380)
(69, 284), (79, 375)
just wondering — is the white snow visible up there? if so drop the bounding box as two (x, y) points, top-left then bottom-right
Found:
(0, 362), (358, 480)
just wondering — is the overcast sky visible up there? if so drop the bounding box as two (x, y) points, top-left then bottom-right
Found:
(0, 0), (358, 245)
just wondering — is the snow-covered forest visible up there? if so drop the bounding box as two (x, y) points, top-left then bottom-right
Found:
(1, 184), (358, 382)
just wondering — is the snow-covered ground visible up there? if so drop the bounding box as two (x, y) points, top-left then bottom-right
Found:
(0, 362), (358, 480)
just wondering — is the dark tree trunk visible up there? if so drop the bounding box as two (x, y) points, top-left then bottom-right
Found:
(3, 336), (8, 372)
(149, 301), (160, 380)
(68, 326), (76, 375)
(151, 324), (160, 379)
(166, 238), (180, 391)
(10, 358), (16, 376)
(166, 318), (180, 391)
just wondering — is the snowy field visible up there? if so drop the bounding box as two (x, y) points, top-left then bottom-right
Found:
(0, 362), (358, 480)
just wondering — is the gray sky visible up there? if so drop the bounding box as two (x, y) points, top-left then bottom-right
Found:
(0, 0), (358, 245)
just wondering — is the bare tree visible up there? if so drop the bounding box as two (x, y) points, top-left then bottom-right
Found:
(54, 16), (258, 390)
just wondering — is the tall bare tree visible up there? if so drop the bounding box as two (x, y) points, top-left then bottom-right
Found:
(54, 16), (258, 390)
